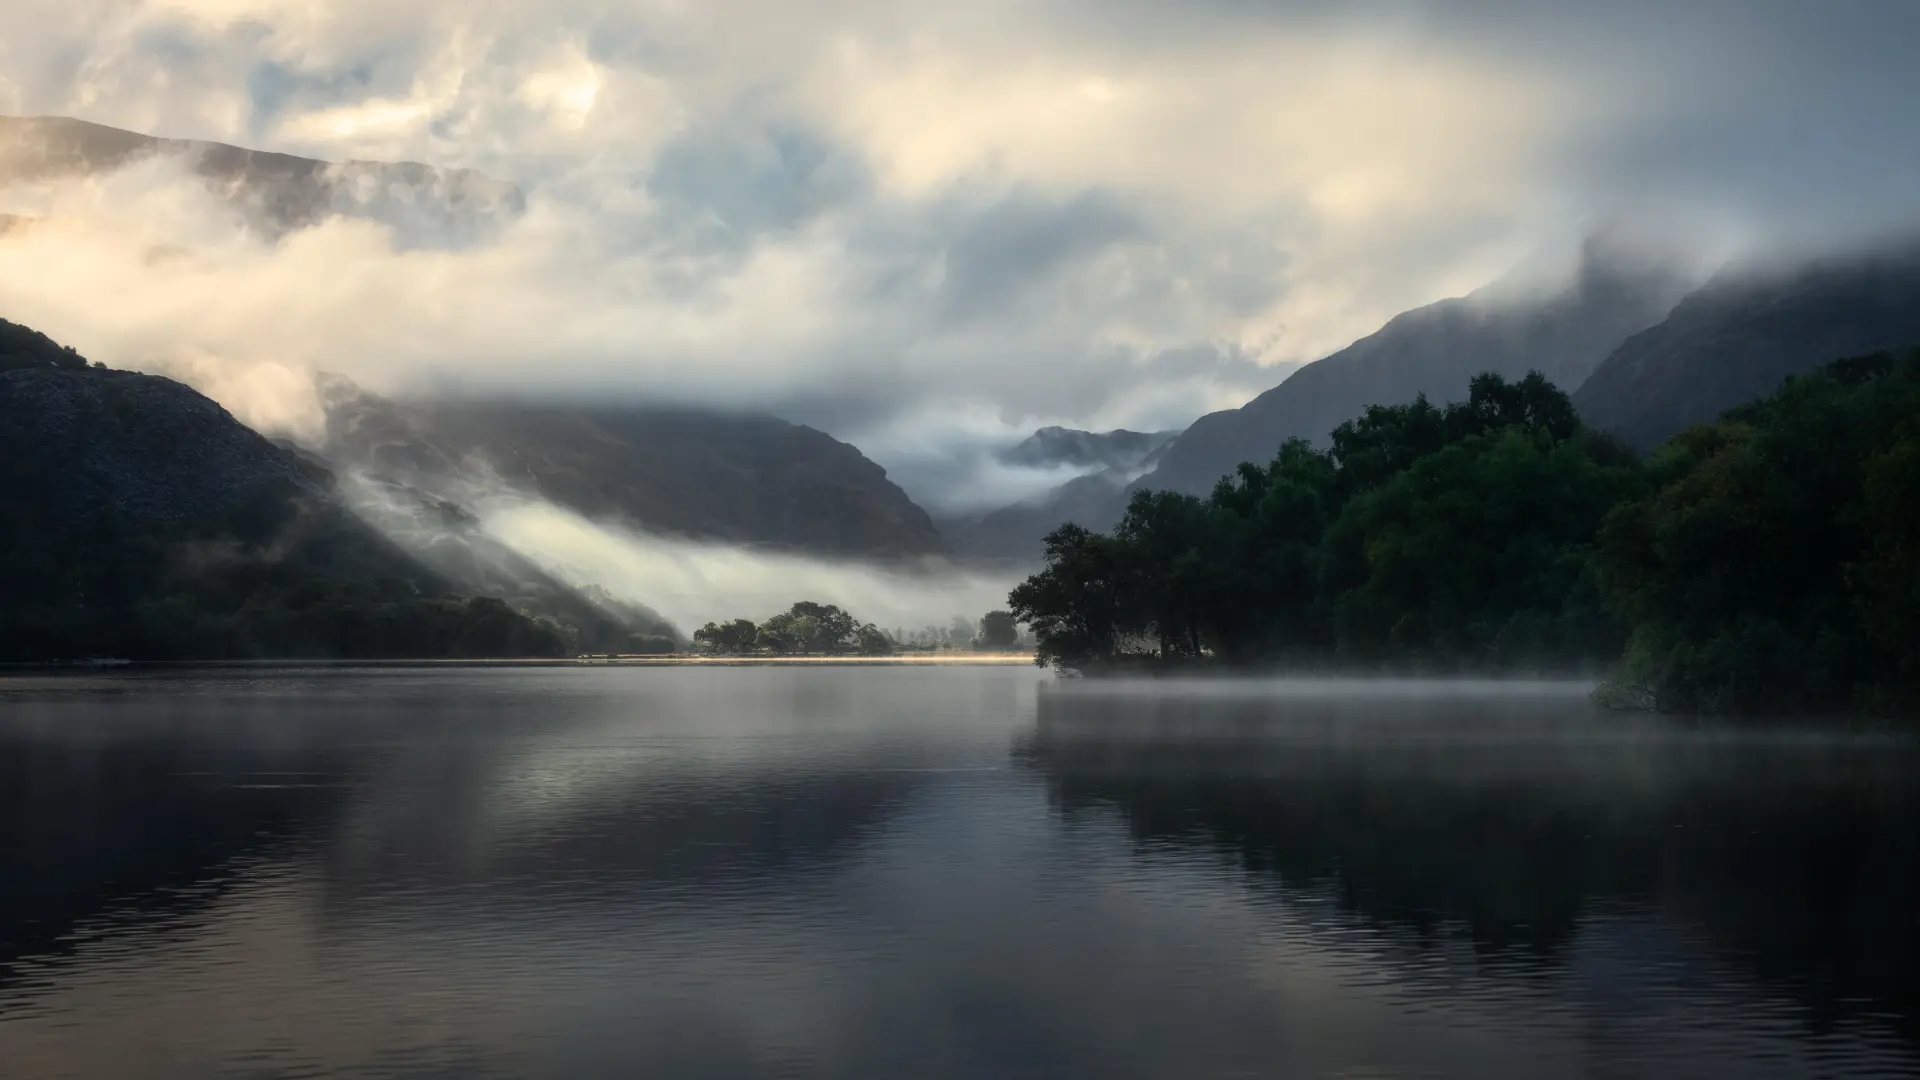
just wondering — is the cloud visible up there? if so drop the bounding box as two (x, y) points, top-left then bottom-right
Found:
(1, 0), (1917, 503)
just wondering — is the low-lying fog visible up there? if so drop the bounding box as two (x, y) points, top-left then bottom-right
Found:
(476, 495), (1023, 634)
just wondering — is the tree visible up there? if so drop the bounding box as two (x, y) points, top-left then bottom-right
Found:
(1008, 524), (1137, 671)
(1005, 371), (1626, 675)
(693, 618), (759, 654)
(976, 611), (1020, 651)
(1205, 440), (1340, 659)
(1112, 489), (1219, 659)
(1594, 350), (1920, 713)
(855, 624), (895, 656)
(1320, 427), (1639, 667)
(754, 602), (866, 654)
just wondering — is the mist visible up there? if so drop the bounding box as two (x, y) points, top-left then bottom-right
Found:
(471, 493), (1021, 636)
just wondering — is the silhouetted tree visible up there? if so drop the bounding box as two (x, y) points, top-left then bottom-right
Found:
(976, 611), (1020, 651)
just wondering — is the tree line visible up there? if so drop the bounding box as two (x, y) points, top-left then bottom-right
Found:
(1008, 353), (1920, 716)
(692, 604), (1024, 656)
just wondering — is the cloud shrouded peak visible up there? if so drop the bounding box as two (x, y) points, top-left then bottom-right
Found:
(0, 0), (1916, 479)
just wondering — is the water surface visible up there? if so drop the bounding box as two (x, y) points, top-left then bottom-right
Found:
(0, 668), (1914, 1078)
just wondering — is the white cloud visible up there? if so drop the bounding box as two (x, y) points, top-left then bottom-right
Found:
(1, 0), (1917, 493)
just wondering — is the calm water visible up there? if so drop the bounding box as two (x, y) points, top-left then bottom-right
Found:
(0, 667), (1915, 1079)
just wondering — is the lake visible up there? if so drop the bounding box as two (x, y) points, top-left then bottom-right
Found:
(0, 666), (1915, 1078)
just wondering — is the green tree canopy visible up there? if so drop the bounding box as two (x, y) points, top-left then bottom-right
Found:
(1594, 350), (1920, 713)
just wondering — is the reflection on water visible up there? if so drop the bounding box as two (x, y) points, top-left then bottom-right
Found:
(0, 668), (1914, 1078)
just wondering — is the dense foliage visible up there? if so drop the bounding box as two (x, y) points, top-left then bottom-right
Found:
(1011, 372), (1631, 674)
(976, 611), (1021, 650)
(692, 605), (1028, 656)
(1595, 351), (1920, 714)
(0, 493), (576, 661)
(1010, 359), (1920, 716)
(0, 331), (617, 662)
(694, 602), (894, 656)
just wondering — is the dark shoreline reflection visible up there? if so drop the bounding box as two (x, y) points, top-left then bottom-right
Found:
(0, 669), (936, 987)
(2, 669), (1917, 1079)
(1021, 680), (1920, 1050)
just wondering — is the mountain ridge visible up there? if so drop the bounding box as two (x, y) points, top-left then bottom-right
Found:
(1137, 238), (1695, 496)
(313, 374), (951, 559)
(1572, 245), (1920, 448)
(0, 318), (675, 659)
(0, 115), (524, 243)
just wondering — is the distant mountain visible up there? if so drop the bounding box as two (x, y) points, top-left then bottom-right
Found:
(997, 426), (1179, 471)
(315, 375), (949, 559)
(0, 319), (670, 660)
(943, 471), (1135, 563)
(0, 115), (523, 244)
(943, 428), (1178, 562)
(1139, 239), (1693, 496)
(1572, 247), (1920, 449)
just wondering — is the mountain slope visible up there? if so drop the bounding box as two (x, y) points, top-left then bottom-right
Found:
(0, 115), (523, 244)
(946, 427), (1179, 562)
(1140, 242), (1690, 495)
(317, 375), (949, 559)
(944, 471), (1135, 563)
(0, 319), (666, 659)
(1572, 247), (1920, 449)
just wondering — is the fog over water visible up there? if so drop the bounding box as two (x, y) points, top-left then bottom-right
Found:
(0, 667), (1913, 1079)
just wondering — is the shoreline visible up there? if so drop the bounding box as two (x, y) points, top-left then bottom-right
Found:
(0, 653), (1041, 671)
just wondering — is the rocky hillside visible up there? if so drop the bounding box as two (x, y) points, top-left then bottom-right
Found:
(1572, 246), (1920, 449)
(2, 354), (326, 531)
(316, 375), (950, 559)
(0, 115), (523, 244)
(1139, 239), (1692, 496)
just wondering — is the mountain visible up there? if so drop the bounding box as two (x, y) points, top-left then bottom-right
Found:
(944, 427), (1179, 562)
(315, 375), (949, 559)
(0, 319), (671, 660)
(1138, 240), (1693, 496)
(1572, 247), (1920, 449)
(943, 471), (1136, 563)
(1, 324), (325, 526)
(997, 426), (1179, 471)
(0, 115), (523, 244)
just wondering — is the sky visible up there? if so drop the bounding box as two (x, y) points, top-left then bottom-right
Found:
(1, 0), (1918, 509)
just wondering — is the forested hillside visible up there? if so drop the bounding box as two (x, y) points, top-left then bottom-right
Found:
(0, 319), (659, 660)
(1011, 354), (1920, 715)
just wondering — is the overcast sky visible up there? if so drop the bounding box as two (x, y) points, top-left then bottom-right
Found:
(1, 0), (1917, 505)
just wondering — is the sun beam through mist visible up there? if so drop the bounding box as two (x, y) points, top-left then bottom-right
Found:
(477, 497), (1024, 634)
